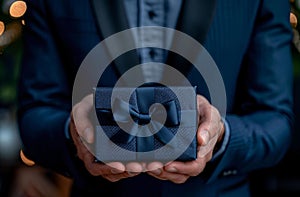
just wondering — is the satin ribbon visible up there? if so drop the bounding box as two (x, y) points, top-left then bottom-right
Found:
(95, 87), (197, 160)
(109, 98), (179, 145)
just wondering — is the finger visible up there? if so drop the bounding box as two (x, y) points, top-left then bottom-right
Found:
(196, 96), (212, 145)
(69, 125), (87, 160)
(103, 163), (141, 181)
(196, 95), (210, 121)
(103, 172), (131, 182)
(197, 129), (210, 146)
(146, 172), (168, 181)
(146, 162), (190, 183)
(76, 141), (90, 160)
(197, 119), (214, 147)
(197, 117), (223, 147)
(197, 108), (221, 146)
(197, 135), (218, 158)
(69, 116), (95, 157)
(197, 150), (213, 164)
(146, 162), (166, 180)
(72, 94), (94, 143)
(125, 162), (143, 176)
(83, 154), (126, 176)
(147, 169), (189, 184)
(164, 160), (206, 177)
(106, 162), (127, 174)
(71, 115), (127, 178)
(146, 162), (164, 173)
(81, 127), (94, 144)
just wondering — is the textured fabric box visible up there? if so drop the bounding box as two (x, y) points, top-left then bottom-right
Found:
(94, 86), (197, 162)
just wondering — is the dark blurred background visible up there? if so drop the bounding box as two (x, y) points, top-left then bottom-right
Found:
(0, 0), (299, 197)
(250, 1), (300, 196)
(0, 1), (72, 196)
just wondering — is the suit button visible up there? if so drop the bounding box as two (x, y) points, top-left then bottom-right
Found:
(148, 10), (156, 20)
(222, 169), (238, 177)
(149, 49), (156, 58)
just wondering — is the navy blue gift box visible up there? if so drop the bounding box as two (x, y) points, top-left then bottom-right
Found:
(94, 86), (198, 162)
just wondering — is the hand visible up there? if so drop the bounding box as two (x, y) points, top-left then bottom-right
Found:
(146, 95), (225, 184)
(70, 94), (143, 182)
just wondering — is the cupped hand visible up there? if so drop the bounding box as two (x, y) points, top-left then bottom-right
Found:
(70, 94), (143, 182)
(146, 95), (225, 184)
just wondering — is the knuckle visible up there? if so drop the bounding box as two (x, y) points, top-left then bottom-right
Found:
(77, 152), (84, 160)
(87, 166), (99, 176)
(156, 174), (166, 180)
(84, 161), (101, 176)
(190, 171), (200, 177)
(198, 165), (206, 174)
(72, 104), (81, 116)
(173, 177), (188, 184)
(90, 170), (99, 177)
(211, 106), (218, 114)
(108, 177), (119, 182)
(106, 175), (124, 182)
(155, 173), (167, 181)
(103, 176), (114, 182)
(207, 152), (213, 160)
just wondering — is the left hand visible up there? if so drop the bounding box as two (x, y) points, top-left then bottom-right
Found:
(70, 94), (143, 182)
(146, 95), (225, 184)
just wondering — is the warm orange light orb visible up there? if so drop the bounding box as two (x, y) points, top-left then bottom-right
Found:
(9, 1), (27, 18)
(20, 149), (35, 166)
(290, 13), (298, 28)
(0, 21), (4, 36)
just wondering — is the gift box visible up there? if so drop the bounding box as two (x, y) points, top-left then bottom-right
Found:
(94, 86), (197, 162)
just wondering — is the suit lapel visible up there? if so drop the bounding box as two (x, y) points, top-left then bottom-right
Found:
(176, 0), (217, 44)
(165, 0), (217, 78)
(90, 0), (139, 78)
(90, 0), (129, 39)
(91, 0), (216, 44)
(90, 0), (217, 81)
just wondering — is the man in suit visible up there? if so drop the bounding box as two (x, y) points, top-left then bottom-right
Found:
(18, 0), (294, 196)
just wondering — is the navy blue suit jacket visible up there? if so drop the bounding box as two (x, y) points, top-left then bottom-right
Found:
(18, 0), (294, 196)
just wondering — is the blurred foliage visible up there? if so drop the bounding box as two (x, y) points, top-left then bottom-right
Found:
(0, 37), (22, 108)
(293, 47), (300, 77)
(0, 0), (25, 108)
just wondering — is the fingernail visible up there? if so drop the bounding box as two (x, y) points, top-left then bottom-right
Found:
(127, 171), (138, 176)
(111, 168), (120, 174)
(127, 171), (133, 176)
(152, 169), (161, 175)
(83, 128), (93, 143)
(166, 167), (177, 173)
(200, 130), (209, 145)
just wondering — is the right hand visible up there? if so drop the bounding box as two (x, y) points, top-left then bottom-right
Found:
(69, 94), (144, 182)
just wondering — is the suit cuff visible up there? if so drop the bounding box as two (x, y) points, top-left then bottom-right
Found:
(64, 116), (77, 168)
(64, 116), (71, 140)
(211, 117), (230, 161)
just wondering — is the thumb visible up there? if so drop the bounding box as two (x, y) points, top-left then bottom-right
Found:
(81, 127), (94, 144)
(72, 94), (95, 144)
(198, 129), (210, 146)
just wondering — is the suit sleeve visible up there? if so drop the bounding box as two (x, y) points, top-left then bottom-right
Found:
(206, 0), (294, 183)
(17, 0), (77, 177)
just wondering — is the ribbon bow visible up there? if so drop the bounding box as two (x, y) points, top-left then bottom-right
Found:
(95, 87), (197, 161)
(113, 98), (179, 126)
(110, 98), (180, 147)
